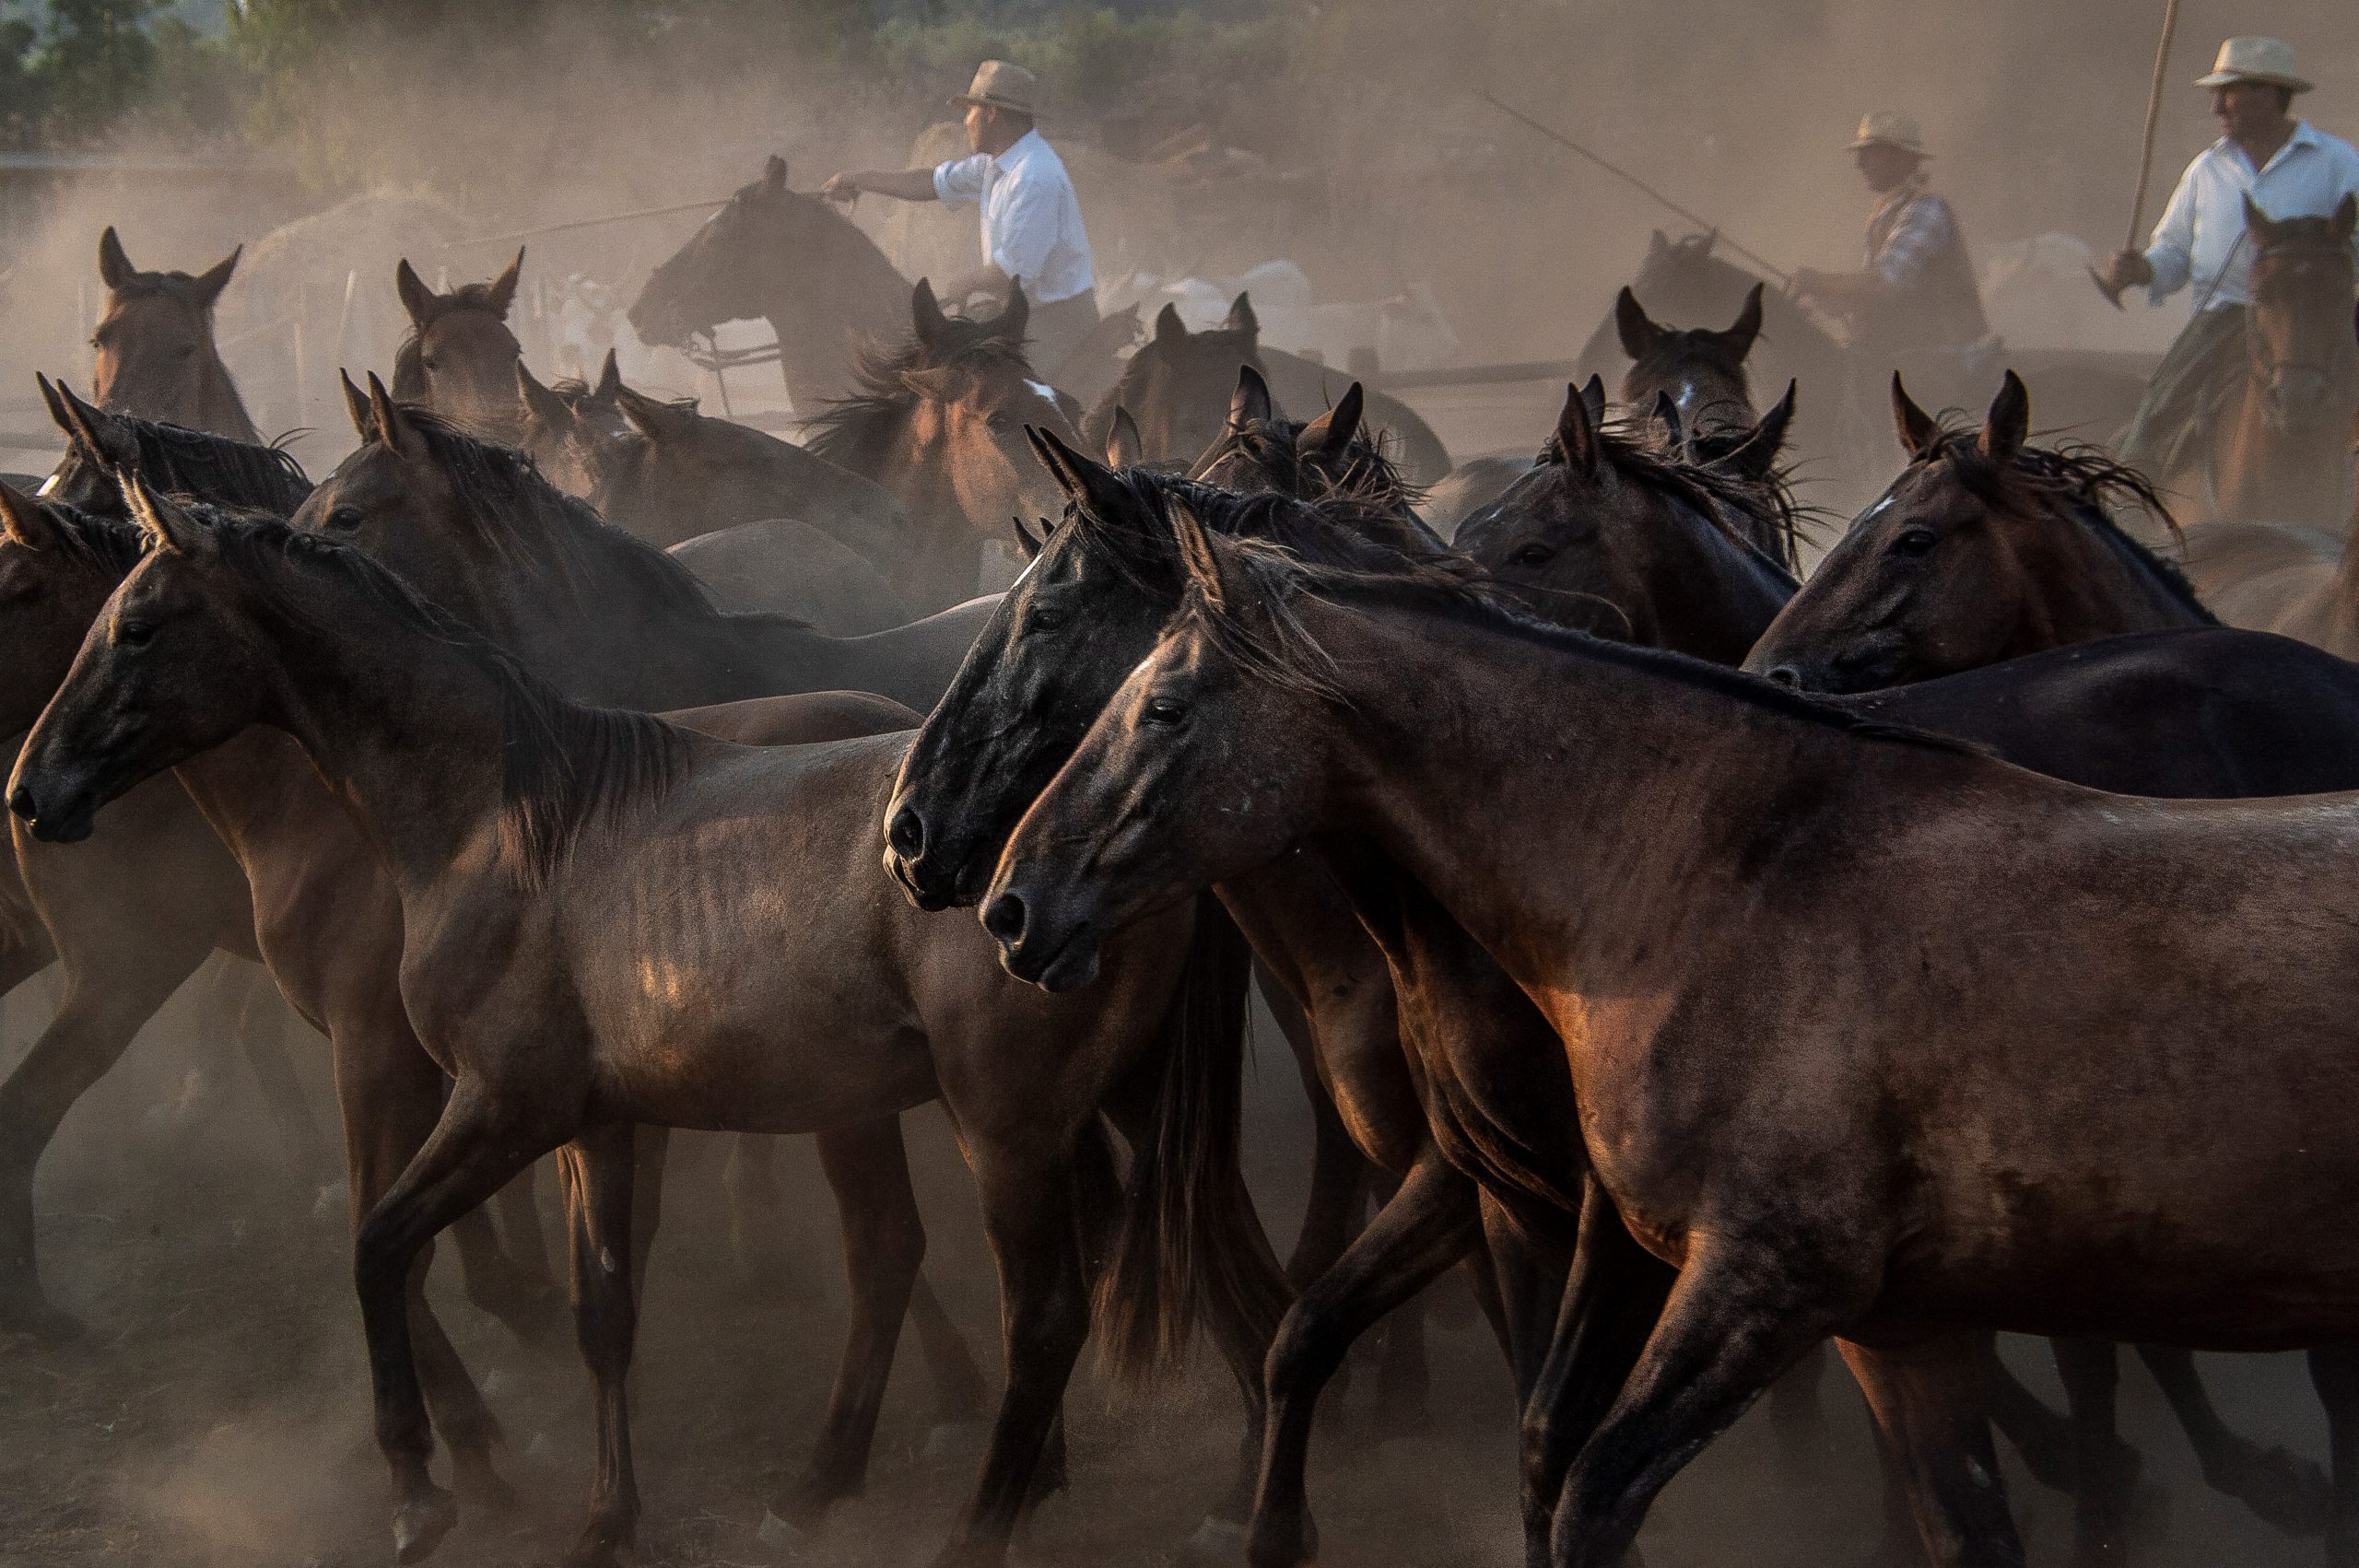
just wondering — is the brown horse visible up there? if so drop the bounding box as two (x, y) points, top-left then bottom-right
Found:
(12, 492), (1285, 1568)
(390, 250), (528, 440)
(985, 520), (2359, 1568)
(628, 155), (911, 413)
(1455, 378), (1801, 656)
(2168, 195), (2359, 526)
(512, 358), (942, 617)
(91, 226), (258, 440)
(1084, 293), (1455, 485)
(1614, 283), (1763, 439)
(1745, 372), (2207, 692)
(804, 279), (1077, 586)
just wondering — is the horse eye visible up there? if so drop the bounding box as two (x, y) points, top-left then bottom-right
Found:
(1891, 528), (1938, 557)
(1142, 695), (1188, 726)
(115, 618), (155, 648)
(1508, 543), (1555, 567)
(1025, 604), (1066, 633)
(324, 506), (365, 532)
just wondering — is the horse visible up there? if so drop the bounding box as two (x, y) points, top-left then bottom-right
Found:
(90, 225), (259, 441)
(512, 358), (937, 620)
(10, 489), (1288, 1568)
(1613, 282), (1763, 438)
(628, 155), (914, 414)
(1455, 377), (1802, 658)
(389, 250), (528, 441)
(1744, 372), (2208, 692)
(983, 518), (2359, 1568)
(302, 372), (993, 714)
(2165, 195), (2359, 527)
(2194, 405), (2359, 657)
(804, 278), (1077, 588)
(1083, 292), (1455, 486)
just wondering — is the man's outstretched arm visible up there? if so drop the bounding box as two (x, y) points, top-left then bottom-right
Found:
(822, 168), (943, 203)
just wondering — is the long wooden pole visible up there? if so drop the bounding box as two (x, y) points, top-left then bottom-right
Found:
(1476, 89), (1792, 287)
(2092, 0), (2184, 307)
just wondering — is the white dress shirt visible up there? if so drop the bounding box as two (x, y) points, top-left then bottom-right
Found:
(2142, 120), (2359, 311)
(933, 129), (1096, 306)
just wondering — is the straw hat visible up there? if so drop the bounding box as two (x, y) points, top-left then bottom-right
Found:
(2195, 37), (2312, 94)
(1847, 111), (1931, 158)
(950, 60), (1040, 116)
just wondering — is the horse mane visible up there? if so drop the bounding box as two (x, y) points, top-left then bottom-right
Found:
(1203, 413), (1426, 515)
(1911, 420), (2213, 625)
(805, 314), (1038, 474)
(1542, 414), (1808, 577)
(101, 412), (313, 517)
(22, 499), (150, 575)
(193, 505), (687, 887)
(1189, 532), (1984, 757)
(386, 403), (725, 622)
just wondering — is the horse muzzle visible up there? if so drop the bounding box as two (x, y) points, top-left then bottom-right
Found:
(980, 883), (1104, 993)
(7, 778), (95, 845)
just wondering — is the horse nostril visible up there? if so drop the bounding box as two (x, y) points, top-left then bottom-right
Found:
(981, 892), (1027, 944)
(1764, 665), (1801, 689)
(6, 785), (34, 823)
(886, 805), (925, 859)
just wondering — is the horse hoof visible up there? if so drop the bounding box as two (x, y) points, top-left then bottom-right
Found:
(1185, 1515), (1251, 1565)
(772, 1473), (850, 1530)
(392, 1488), (458, 1564)
(2214, 1443), (2334, 1537)
(1242, 1514), (1318, 1568)
(561, 1536), (627, 1568)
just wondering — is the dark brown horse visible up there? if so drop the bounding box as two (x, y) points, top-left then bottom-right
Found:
(1084, 293), (1454, 485)
(1614, 282), (1762, 439)
(13, 492), (1286, 1568)
(985, 522), (2359, 1568)
(91, 226), (258, 441)
(1745, 372), (2207, 691)
(804, 279), (1076, 588)
(2167, 195), (2359, 526)
(628, 155), (911, 413)
(1455, 378), (1802, 656)
(389, 250), (527, 440)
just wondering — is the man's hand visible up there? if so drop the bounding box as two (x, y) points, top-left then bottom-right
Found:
(2103, 249), (2154, 292)
(821, 171), (861, 204)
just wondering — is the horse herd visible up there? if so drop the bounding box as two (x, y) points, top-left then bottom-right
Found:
(6, 158), (2359, 1568)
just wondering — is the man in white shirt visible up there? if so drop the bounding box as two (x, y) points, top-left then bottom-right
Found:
(2102, 37), (2359, 477)
(823, 61), (1099, 380)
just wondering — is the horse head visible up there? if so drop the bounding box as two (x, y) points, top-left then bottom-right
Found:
(90, 227), (256, 441)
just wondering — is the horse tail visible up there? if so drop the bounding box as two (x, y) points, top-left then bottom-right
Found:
(1095, 894), (1293, 1386)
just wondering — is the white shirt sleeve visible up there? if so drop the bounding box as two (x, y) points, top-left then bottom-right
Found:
(2143, 158), (2200, 302)
(933, 153), (992, 210)
(988, 177), (1062, 287)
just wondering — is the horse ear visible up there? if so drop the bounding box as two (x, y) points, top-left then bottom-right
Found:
(1105, 405), (1144, 468)
(122, 471), (212, 558)
(912, 278), (952, 349)
(1650, 390), (1684, 451)
(615, 381), (687, 441)
(1890, 373), (1942, 459)
(1648, 229), (1668, 258)
(1614, 287), (1661, 360)
(97, 226), (135, 291)
(1579, 374), (1607, 429)
(1297, 382), (1364, 463)
(189, 245), (241, 309)
(1555, 380), (1602, 476)
(1978, 369), (2030, 464)
(515, 360), (573, 434)
(1227, 364), (1274, 430)
(997, 276), (1030, 343)
(1167, 496), (1231, 614)
(593, 348), (623, 403)
(764, 154), (789, 190)
(2242, 193), (2277, 244)
(50, 378), (119, 464)
(394, 257), (435, 327)
(1222, 292), (1258, 337)
(34, 372), (71, 439)
(1027, 424), (1133, 523)
(485, 247), (524, 318)
(1009, 514), (1043, 561)
(366, 372), (420, 457)
(1721, 282), (1765, 359)
(1714, 380), (1797, 481)
(0, 479), (59, 551)
(339, 369), (374, 441)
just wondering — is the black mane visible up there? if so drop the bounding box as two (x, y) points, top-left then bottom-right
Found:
(806, 313), (1037, 476)
(1539, 413), (1809, 577)
(88, 414), (313, 518)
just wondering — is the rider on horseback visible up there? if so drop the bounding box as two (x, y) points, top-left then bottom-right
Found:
(2105, 37), (2359, 482)
(1792, 111), (1996, 415)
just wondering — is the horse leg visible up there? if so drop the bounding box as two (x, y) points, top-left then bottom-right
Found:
(1245, 1148), (1479, 1568)
(1258, 969), (1369, 1292)
(2141, 1341), (2330, 1536)
(1543, 1237), (1848, 1568)
(492, 1162), (559, 1306)
(1838, 1329), (2026, 1568)
(1985, 1335), (2079, 1493)
(909, 1271), (989, 1426)
(222, 958), (335, 1188)
(1479, 1189), (1568, 1409)
(2050, 1336), (2140, 1563)
(725, 1132), (804, 1294)
(933, 1152), (1089, 1568)
(554, 1122), (642, 1568)
(0, 945), (205, 1339)
(354, 1079), (551, 1566)
(1519, 1176), (1673, 1568)
(777, 1117), (928, 1524)
(2308, 1344), (2359, 1567)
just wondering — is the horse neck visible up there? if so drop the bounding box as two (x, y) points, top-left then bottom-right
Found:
(2006, 509), (2202, 647)
(1630, 497), (1795, 661)
(503, 587), (840, 711)
(759, 210), (909, 392)
(170, 726), (340, 880)
(194, 345), (260, 443)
